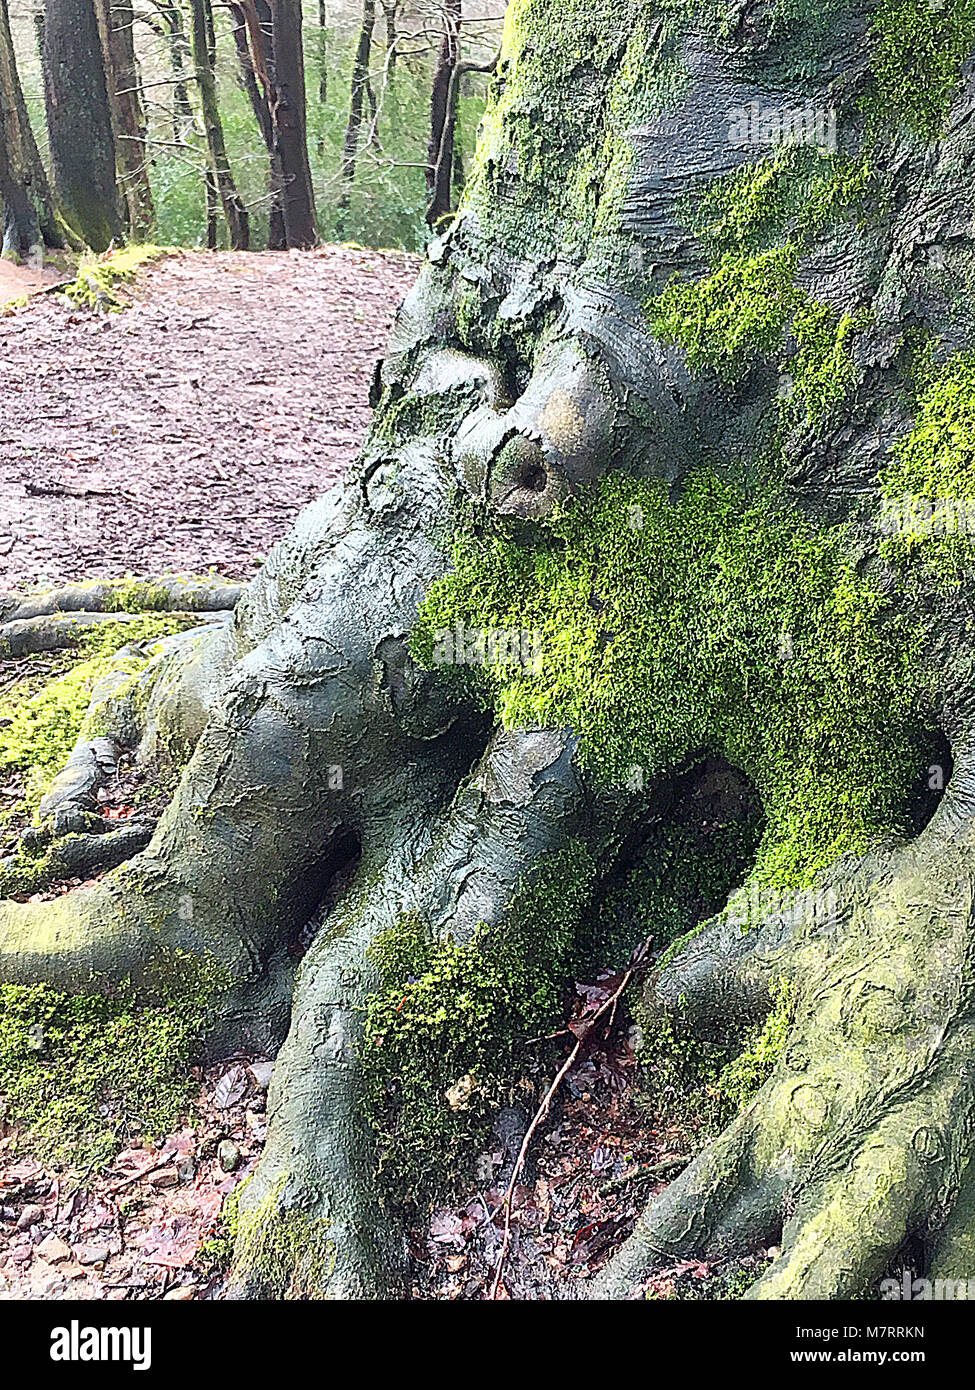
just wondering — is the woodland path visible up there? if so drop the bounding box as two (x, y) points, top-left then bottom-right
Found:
(0, 247), (419, 591)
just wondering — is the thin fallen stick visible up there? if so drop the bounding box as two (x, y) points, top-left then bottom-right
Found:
(488, 939), (650, 1300)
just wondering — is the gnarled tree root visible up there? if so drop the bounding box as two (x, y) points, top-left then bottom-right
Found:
(590, 751), (975, 1299)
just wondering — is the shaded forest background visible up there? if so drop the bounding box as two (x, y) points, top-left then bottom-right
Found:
(1, 0), (500, 258)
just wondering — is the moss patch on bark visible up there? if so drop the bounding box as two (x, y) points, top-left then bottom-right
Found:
(414, 469), (932, 891)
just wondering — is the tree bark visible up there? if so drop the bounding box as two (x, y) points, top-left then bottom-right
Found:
(381, 0), (396, 71)
(7, 0), (975, 1304)
(189, 0), (249, 250)
(336, 0), (374, 235)
(267, 0), (316, 248)
(228, 0), (285, 249)
(425, 0), (460, 228)
(153, 0), (194, 140)
(95, 0), (155, 238)
(0, 0), (69, 254)
(317, 0), (328, 103)
(42, 0), (123, 250)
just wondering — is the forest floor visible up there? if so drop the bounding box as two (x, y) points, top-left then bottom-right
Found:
(0, 246), (418, 591)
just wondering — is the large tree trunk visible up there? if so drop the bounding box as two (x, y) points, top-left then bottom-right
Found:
(6, 0), (975, 1303)
(42, 0), (123, 250)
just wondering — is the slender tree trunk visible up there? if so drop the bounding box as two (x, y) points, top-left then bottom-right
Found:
(425, 0), (461, 227)
(189, 0), (249, 249)
(0, 0), (68, 252)
(267, 0), (316, 247)
(41, 0), (123, 250)
(228, 0), (285, 249)
(156, 0), (193, 139)
(95, 0), (155, 238)
(381, 0), (396, 70)
(0, 116), (40, 262)
(317, 0), (328, 103)
(336, 0), (374, 234)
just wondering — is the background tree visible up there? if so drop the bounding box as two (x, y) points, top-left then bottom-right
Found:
(424, 0), (458, 226)
(266, 0), (316, 247)
(228, 0), (286, 248)
(41, 0), (123, 250)
(96, 0), (155, 237)
(336, 0), (374, 234)
(189, 0), (248, 247)
(0, 0), (68, 256)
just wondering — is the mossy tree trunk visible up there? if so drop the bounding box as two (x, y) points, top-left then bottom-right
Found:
(41, 0), (123, 251)
(6, 0), (975, 1301)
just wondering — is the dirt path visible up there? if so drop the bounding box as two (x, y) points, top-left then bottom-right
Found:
(0, 247), (419, 592)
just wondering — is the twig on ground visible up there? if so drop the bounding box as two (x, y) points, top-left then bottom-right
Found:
(487, 938), (651, 1300)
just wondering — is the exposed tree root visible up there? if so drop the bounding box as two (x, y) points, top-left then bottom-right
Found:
(591, 752), (975, 1299)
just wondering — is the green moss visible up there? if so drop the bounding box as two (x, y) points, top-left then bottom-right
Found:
(361, 843), (599, 1201)
(649, 152), (870, 401)
(650, 246), (800, 381)
(415, 470), (931, 891)
(636, 977), (795, 1150)
(716, 977), (796, 1113)
(879, 348), (975, 579)
(867, 0), (975, 136)
(595, 778), (764, 957)
(64, 245), (170, 312)
(107, 580), (173, 613)
(0, 978), (203, 1167)
(0, 615), (196, 812)
(229, 1176), (336, 1298)
(788, 300), (869, 421)
(882, 349), (975, 501)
